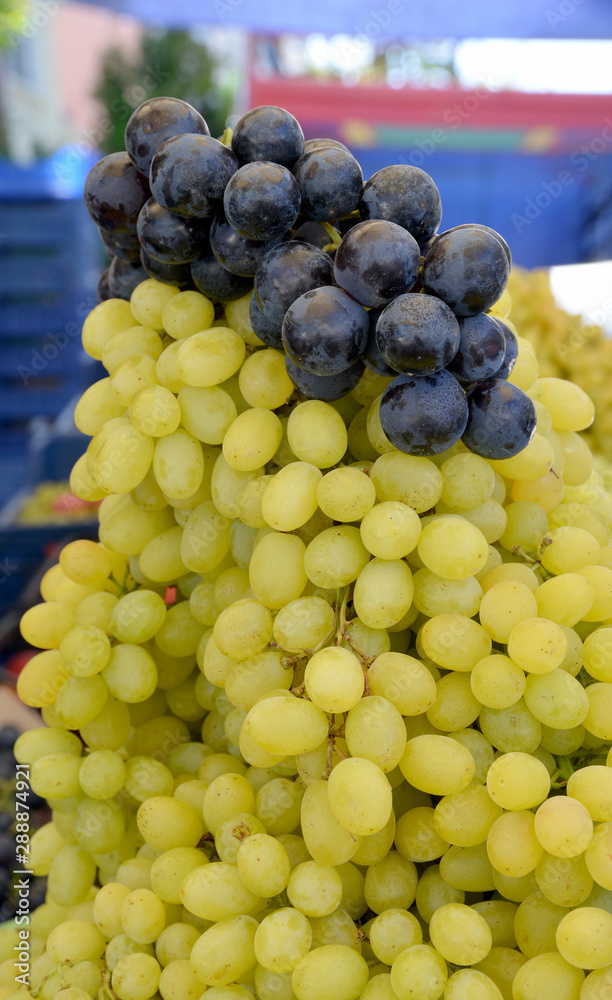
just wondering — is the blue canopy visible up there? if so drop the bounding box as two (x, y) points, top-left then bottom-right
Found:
(74, 0), (612, 39)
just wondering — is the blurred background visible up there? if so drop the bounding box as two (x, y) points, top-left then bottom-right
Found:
(1, 0), (612, 635)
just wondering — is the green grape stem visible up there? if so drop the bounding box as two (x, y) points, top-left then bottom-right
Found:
(219, 126), (233, 147)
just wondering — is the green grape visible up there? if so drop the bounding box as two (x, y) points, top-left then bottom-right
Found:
(26, 821), (67, 876)
(574, 564), (612, 621)
(352, 557), (414, 630)
(74, 376), (126, 434)
(46, 918), (106, 962)
(535, 852), (593, 907)
(261, 462), (321, 531)
(581, 967), (612, 1000)
(478, 699), (542, 754)
(79, 749), (125, 799)
(419, 614), (492, 671)
(583, 627), (612, 682)
(390, 943), (448, 1000)
(175, 327), (245, 387)
(154, 922), (200, 966)
(498, 500), (549, 554)
(181, 862), (260, 921)
(90, 419), (154, 495)
(481, 562), (539, 594)
(471, 900), (517, 949)
(439, 842), (495, 892)
(440, 453), (496, 510)
(304, 647), (364, 713)
(254, 907), (312, 973)
(223, 407), (283, 472)
(249, 531), (308, 609)
(20, 600), (75, 650)
(110, 354), (159, 406)
(470, 654), (526, 710)
(82, 298), (135, 360)
(566, 765), (612, 821)
(395, 806), (449, 864)
(584, 682), (612, 740)
(153, 429), (204, 500)
(344, 696), (406, 772)
(106, 934), (155, 972)
(47, 845), (96, 907)
(14, 725), (81, 766)
(236, 834), (291, 897)
(244, 694), (328, 757)
(485, 752), (550, 810)
(426, 672), (481, 732)
(473, 946), (528, 1000)
(230, 519), (259, 568)
(213, 598), (272, 660)
(238, 347), (293, 407)
(116, 857), (153, 891)
(150, 847), (208, 905)
(111, 952), (162, 1000)
(31, 752), (82, 800)
(369, 908), (422, 965)
(309, 907), (360, 952)
(534, 797), (593, 858)
(417, 515), (489, 580)
(316, 467), (376, 522)
(287, 400), (348, 468)
(273, 597), (335, 652)
(487, 811), (544, 878)
(102, 498), (175, 557)
(158, 958), (203, 1000)
(443, 968), (503, 999)
(81, 695), (131, 751)
(199, 752), (246, 783)
(213, 565), (250, 611)
(343, 618), (390, 659)
(255, 777), (304, 836)
(555, 905), (612, 969)
(156, 340), (185, 392)
(327, 757), (392, 836)
(212, 454), (264, 518)
(119, 888), (167, 944)
(54, 673), (108, 728)
(537, 375), (595, 431)
(92, 881), (131, 938)
(101, 644), (157, 703)
(370, 451), (443, 513)
(478, 580), (537, 643)
(448, 728), (495, 784)
(102, 325), (163, 372)
(412, 568), (482, 618)
(585, 822), (612, 890)
(399, 735), (474, 795)
(137, 795), (203, 850)
(124, 755), (174, 802)
(524, 668), (589, 728)
(162, 288), (214, 338)
(428, 902), (492, 965)
(414, 865), (463, 923)
(433, 784), (503, 848)
(59, 625), (112, 677)
(203, 772), (255, 833)
(128, 383), (181, 438)
(540, 525), (601, 576)
(139, 525), (187, 582)
(291, 944), (368, 1000)
(364, 850), (418, 914)
(304, 525), (370, 590)
(300, 780), (361, 866)
(367, 651), (437, 716)
(74, 795), (125, 853)
(225, 649), (292, 711)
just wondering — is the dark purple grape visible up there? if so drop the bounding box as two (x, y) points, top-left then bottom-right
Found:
(0, 726), (19, 749)
(150, 134), (238, 218)
(491, 318), (519, 379)
(292, 147), (363, 223)
(379, 370), (469, 457)
(249, 293), (284, 350)
(191, 255), (253, 301)
(137, 198), (211, 264)
(376, 293), (460, 377)
(108, 257), (148, 300)
(125, 96), (209, 177)
(446, 312), (506, 385)
(210, 217), (289, 277)
(285, 355), (364, 401)
(84, 152), (150, 234)
(333, 220), (420, 309)
(98, 227), (142, 262)
(254, 241), (334, 327)
(359, 164), (442, 244)
(363, 309), (397, 377)
(223, 162), (301, 241)
(292, 221), (333, 251)
(231, 106), (304, 168)
(97, 269), (112, 302)
(462, 378), (537, 459)
(140, 248), (193, 289)
(282, 285), (369, 376)
(433, 223), (512, 268)
(303, 138), (350, 154)
(422, 227), (509, 317)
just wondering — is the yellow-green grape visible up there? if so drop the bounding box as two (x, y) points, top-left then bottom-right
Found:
(477, 581), (537, 644)
(203, 772), (255, 833)
(47, 844), (96, 907)
(119, 887), (166, 944)
(115, 856), (154, 891)
(440, 453), (495, 510)
(131, 469), (168, 510)
(154, 923), (200, 966)
(582, 967), (612, 1000)
(534, 797), (593, 858)
(101, 325), (164, 374)
(180, 501), (231, 575)
(535, 573), (594, 627)
(433, 784), (503, 847)
(106, 933), (155, 972)
(178, 385), (237, 446)
(584, 682), (612, 740)
(443, 968), (503, 1000)
(189, 581), (218, 626)
(555, 906), (612, 970)
(291, 944), (369, 1000)
(438, 843), (494, 891)
(211, 452), (263, 517)
(82, 298), (135, 359)
(155, 648), (197, 691)
(583, 627), (612, 682)
(390, 943), (448, 1000)
(481, 562), (539, 594)
(157, 958), (203, 1000)
(540, 721), (586, 756)
(238, 348), (294, 408)
(72, 593), (120, 635)
(448, 728), (495, 785)
(478, 699), (542, 753)
(111, 952), (162, 1000)
(237, 834), (291, 896)
(74, 376), (126, 434)
(161, 289), (214, 338)
(150, 847), (208, 904)
(343, 618), (390, 660)
(473, 946), (528, 998)
(488, 433), (554, 482)
(364, 850), (418, 913)
(46, 919), (106, 962)
(253, 907), (312, 972)
(566, 765), (612, 821)
(540, 525), (601, 576)
(419, 613), (492, 671)
(176, 327), (246, 386)
(471, 900), (517, 949)
(304, 647), (364, 713)
(300, 780), (361, 866)
(26, 821), (67, 875)
(30, 752), (81, 799)
(156, 341), (185, 392)
(110, 354), (159, 406)
(498, 500), (549, 554)
(54, 673), (109, 726)
(287, 400), (348, 468)
(513, 950), (585, 1000)
(470, 654), (526, 709)
(20, 601), (75, 650)
(109, 590), (167, 644)
(102, 644), (157, 703)
(190, 915), (258, 987)
(308, 908), (360, 951)
(507, 618), (567, 674)
(100, 496), (175, 555)
(359, 501), (421, 560)
(153, 430), (204, 500)
(327, 757), (392, 836)
(70, 451), (109, 501)
(367, 651), (437, 716)
(575, 565), (612, 621)
(315, 467), (376, 523)
(80, 695), (131, 751)
(137, 795), (204, 850)
(181, 861), (260, 921)
(486, 811), (544, 878)
(254, 965), (299, 1000)
(549, 501), (611, 547)
(244, 695), (329, 756)
(368, 909), (422, 966)
(304, 525), (370, 590)
(223, 408), (283, 471)
(486, 753), (550, 811)
(352, 558), (414, 630)
(123, 756), (174, 802)
(537, 376), (595, 431)
(585, 822), (612, 889)
(524, 668), (589, 728)
(92, 881), (131, 938)
(511, 463), (565, 512)
(417, 515), (489, 580)
(557, 430), (592, 485)
(350, 811), (395, 867)
(344, 696), (406, 772)
(396, 810), (449, 865)
(272, 596), (335, 652)
(400, 734), (474, 795)
(428, 902), (492, 966)
(370, 451), (443, 512)
(249, 531), (308, 609)
(74, 794), (125, 852)
(59, 625), (111, 677)
(412, 568), (482, 619)
(236, 474), (274, 528)
(79, 749), (125, 799)
(348, 405), (378, 461)
(535, 852), (593, 907)
(261, 462), (321, 531)
(426, 672), (481, 732)
(130, 280), (180, 329)
(91, 419), (154, 495)
(225, 649), (292, 711)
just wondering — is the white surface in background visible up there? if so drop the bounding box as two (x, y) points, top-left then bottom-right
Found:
(454, 39), (612, 94)
(549, 261), (612, 335)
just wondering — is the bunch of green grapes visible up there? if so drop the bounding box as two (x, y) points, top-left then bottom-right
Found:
(4, 276), (612, 1000)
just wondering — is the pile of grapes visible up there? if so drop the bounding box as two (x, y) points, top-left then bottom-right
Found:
(3, 100), (612, 1000)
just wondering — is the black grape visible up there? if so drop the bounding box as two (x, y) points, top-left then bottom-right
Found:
(231, 106), (304, 168)
(140, 248), (193, 289)
(333, 219), (420, 309)
(492, 317), (519, 379)
(285, 355), (364, 401)
(292, 221), (333, 251)
(150, 135), (238, 218)
(137, 198), (211, 264)
(125, 96), (209, 177)
(249, 293), (284, 350)
(210, 217), (289, 277)
(303, 138), (350, 154)
(282, 285), (369, 376)
(97, 269), (112, 303)
(359, 164), (442, 244)
(376, 293), (460, 376)
(84, 152), (150, 234)
(292, 147), (363, 223)
(433, 223), (512, 268)
(254, 241), (334, 326)
(223, 161), (301, 240)
(191, 254), (253, 301)
(108, 257), (148, 300)
(462, 378), (537, 459)
(363, 309), (397, 377)
(446, 312), (506, 384)
(379, 370), (469, 456)
(98, 227), (142, 262)
(422, 227), (509, 317)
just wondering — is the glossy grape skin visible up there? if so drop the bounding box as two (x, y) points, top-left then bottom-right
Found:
(249, 293), (284, 350)
(191, 254), (253, 302)
(333, 219), (421, 309)
(84, 152), (150, 234)
(379, 370), (469, 456)
(491, 318), (519, 379)
(422, 227), (509, 317)
(223, 162), (301, 241)
(292, 221), (332, 251)
(375, 292), (460, 377)
(446, 312), (506, 385)
(303, 138), (350, 154)
(108, 257), (148, 300)
(254, 241), (334, 326)
(210, 218), (289, 277)
(282, 285), (369, 376)
(137, 198), (211, 264)
(433, 224), (512, 268)
(97, 269), (112, 302)
(462, 378), (537, 459)
(363, 309), (397, 377)
(140, 248), (193, 289)
(292, 147), (363, 223)
(125, 96), (210, 177)
(98, 228), (142, 262)
(285, 355), (364, 401)
(231, 105), (304, 168)
(359, 164), (442, 244)
(150, 134), (238, 218)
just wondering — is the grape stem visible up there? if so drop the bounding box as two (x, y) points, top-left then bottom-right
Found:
(320, 222), (342, 249)
(219, 126), (233, 147)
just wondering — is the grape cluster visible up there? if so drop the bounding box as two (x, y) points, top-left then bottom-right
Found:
(4, 101), (612, 1000)
(86, 99), (535, 463)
